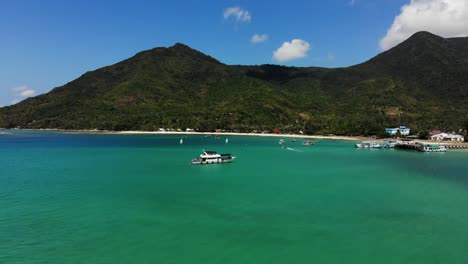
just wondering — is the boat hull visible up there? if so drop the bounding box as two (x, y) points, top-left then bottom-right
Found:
(190, 158), (235, 165)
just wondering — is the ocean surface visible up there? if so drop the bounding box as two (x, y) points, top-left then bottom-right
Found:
(1, 130), (468, 264)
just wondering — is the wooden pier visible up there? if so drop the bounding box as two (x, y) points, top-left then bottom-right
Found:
(395, 143), (423, 151)
(443, 144), (468, 149)
(395, 142), (468, 151)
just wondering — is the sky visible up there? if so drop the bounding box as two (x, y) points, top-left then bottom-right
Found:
(1, 0), (467, 106)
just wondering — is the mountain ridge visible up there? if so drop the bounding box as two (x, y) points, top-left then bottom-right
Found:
(1, 31), (467, 135)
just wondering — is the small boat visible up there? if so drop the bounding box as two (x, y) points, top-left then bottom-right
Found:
(279, 139), (285, 144)
(418, 143), (447, 152)
(225, 138), (229, 144)
(190, 150), (236, 165)
(291, 139), (297, 142)
(383, 140), (397, 148)
(302, 140), (315, 146)
(179, 138), (184, 144)
(355, 141), (382, 148)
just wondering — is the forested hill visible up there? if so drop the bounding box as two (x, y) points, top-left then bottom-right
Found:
(1, 31), (467, 135)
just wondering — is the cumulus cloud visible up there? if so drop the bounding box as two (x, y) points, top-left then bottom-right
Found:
(380, 0), (468, 50)
(13, 85), (36, 97)
(10, 99), (20, 105)
(223, 7), (251, 23)
(273, 39), (311, 62)
(251, 34), (268, 43)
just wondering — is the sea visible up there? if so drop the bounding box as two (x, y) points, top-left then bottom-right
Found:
(1, 130), (468, 263)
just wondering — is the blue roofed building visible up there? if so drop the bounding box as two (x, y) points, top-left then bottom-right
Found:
(385, 126), (411, 136)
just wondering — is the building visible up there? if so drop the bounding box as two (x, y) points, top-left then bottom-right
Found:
(385, 126), (411, 136)
(430, 133), (464, 141)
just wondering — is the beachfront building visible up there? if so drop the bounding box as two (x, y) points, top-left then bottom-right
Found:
(430, 133), (464, 141)
(385, 126), (411, 136)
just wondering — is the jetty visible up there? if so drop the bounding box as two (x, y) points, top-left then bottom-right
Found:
(444, 144), (468, 149)
(394, 141), (468, 152)
(394, 143), (422, 151)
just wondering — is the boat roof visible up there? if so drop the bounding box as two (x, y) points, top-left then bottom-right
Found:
(204, 151), (218, 154)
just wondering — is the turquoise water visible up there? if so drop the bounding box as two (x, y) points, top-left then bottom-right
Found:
(1, 131), (468, 263)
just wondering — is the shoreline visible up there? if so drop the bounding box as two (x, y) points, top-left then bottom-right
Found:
(11, 128), (367, 141)
(5, 128), (468, 146)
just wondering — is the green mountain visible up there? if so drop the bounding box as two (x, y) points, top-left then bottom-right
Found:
(1, 31), (467, 135)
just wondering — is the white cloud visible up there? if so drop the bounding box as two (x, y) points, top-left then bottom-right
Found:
(19, 89), (36, 97)
(380, 0), (468, 50)
(251, 34), (268, 43)
(224, 7), (251, 23)
(10, 85), (36, 105)
(10, 99), (20, 105)
(12, 85), (28, 92)
(328, 53), (335, 61)
(273, 39), (311, 62)
(349, 0), (356, 6)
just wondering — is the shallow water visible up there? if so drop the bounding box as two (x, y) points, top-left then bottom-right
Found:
(1, 131), (468, 263)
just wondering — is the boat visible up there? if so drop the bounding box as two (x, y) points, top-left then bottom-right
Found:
(383, 140), (397, 148)
(190, 150), (236, 165)
(418, 143), (447, 152)
(302, 140), (315, 146)
(225, 138), (229, 144)
(279, 139), (285, 144)
(355, 141), (382, 148)
(291, 139), (297, 142)
(179, 138), (183, 144)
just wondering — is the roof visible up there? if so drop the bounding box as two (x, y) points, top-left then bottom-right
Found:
(431, 133), (463, 138)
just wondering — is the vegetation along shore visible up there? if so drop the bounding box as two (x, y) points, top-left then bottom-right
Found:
(0, 32), (467, 139)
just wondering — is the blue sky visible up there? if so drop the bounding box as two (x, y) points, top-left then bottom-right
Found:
(1, 0), (466, 106)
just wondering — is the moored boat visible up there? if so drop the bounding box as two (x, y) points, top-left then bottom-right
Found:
(190, 150), (236, 165)
(418, 143), (447, 152)
(355, 141), (382, 148)
(383, 140), (397, 148)
(302, 140), (315, 146)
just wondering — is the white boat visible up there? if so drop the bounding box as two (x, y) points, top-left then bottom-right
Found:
(355, 141), (382, 148)
(190, 150), (236, 165)
(419, 143), (447, 152)
(225, 138), (229, 144)
(279, 139), (285, 144)
(383, 140), (397, 148)
(302, 140), (315, 146)
(179, 138), (184, 144)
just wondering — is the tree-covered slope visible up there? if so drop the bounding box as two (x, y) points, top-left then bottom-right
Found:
(1, 32), (467, 135)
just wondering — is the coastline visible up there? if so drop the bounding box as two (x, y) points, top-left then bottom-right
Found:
(13, 128), (367, 141)
(5, 128), (468, 146)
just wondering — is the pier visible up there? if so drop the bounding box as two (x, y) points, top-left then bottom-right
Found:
(443, 144), (468, 149)
(394, 142), (468, 152)
(394, 143), (423, 151)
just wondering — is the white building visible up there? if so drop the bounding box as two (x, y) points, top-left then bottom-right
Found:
(385, 126), (411, 136)
(430, 133), (464, 141)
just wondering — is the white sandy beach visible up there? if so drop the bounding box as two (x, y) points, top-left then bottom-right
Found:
(113, 131), (369, 141)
